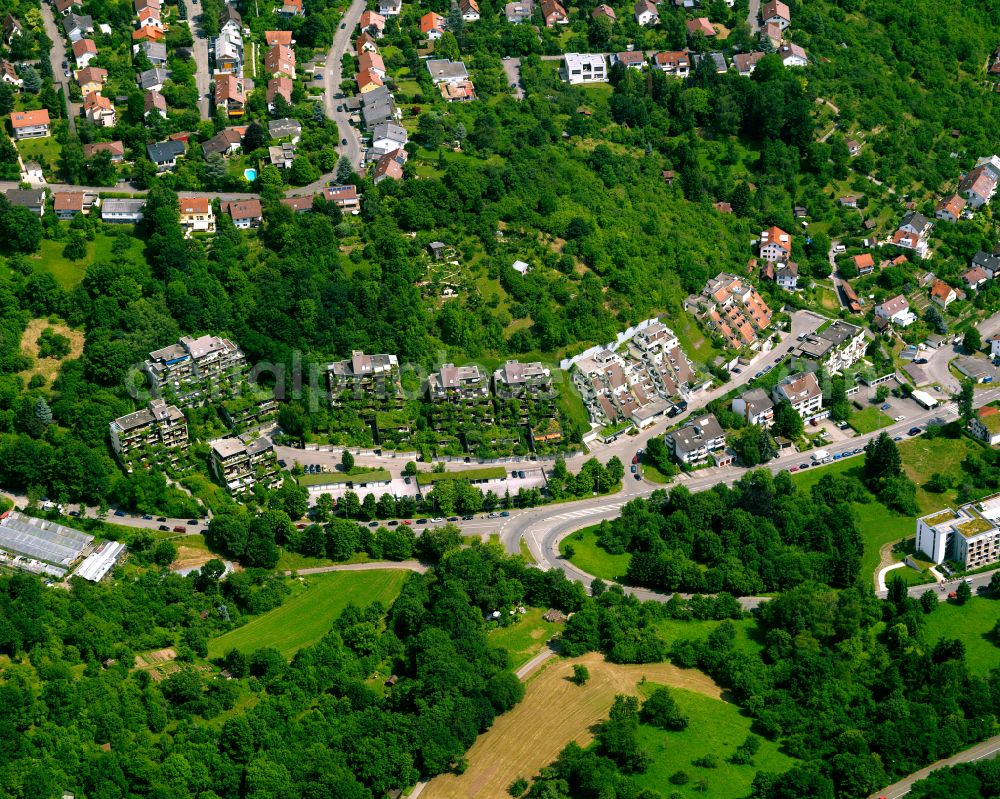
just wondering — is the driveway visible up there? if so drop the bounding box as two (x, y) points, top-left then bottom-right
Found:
(189, 14), (211, 120)
(324, 0), (365, 169)
(502, 57), (524, 100)
(40, 1), (76, 135)
(747, 0), (761, 33)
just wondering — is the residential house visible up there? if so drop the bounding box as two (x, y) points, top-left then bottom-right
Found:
(5, 189), (45, 216)
(779, 43), (808, 67)
(428, 363), (489, 405)
(973, 250), (1000, 278)
(759, 225), (791, 261)
(665, 413), (726, 466)
(146, 139), (185, 171)
(63, 13), (93, 42)
(562, 52), (608, 84)
(321, 185), (361, 214)
(72, 39), (98, 69)
(373, 147), (406, 183)
(493, 360), (554, 399)
(874, 294), (915, 327)
(991, 334), (1000, 362)
(361, 86), (398, 129)
(202, 126), (246, 158)
(136, 6), (163, 29)
(915, 494), (1000, 569)
(761, 0), (790, 29)
(853, 253), (875, 275)
(763, 20), (783, 48)
(686, 17), (715, 37)
(612, 51), (646, 70)
(264, 30), (293, 46)
(358, 50), (385, 82)
(265, 43), (295, 79)
(426, 58), (468, 83)
(540, 0), (567, 27)
(841, 280), (862, 314)
(83, 140), (124, 161)
(138, 67), (169, 91)
(132, 25), (165, 43)
(1, 14), (21, 45)
(961, 164), (998, 208)
(688, 272), (772, 350)
(377, 0), (401, 15)
(327, 350), (401, 409)
(732, 388), (774, 426)
(733, 51), (764, 76)
(266, 77), (292, 110)
(359, 10), (386, 35)
(774, 261), (798, 290)
(10, 109), (50, 139)
(219, 6), (241, 35)
(936, 193), (967, 223)
(267, 142), (296, 168)
(892, 211), (932, 258)
(652, 50), (690, 77)
(55, 0), (80, 15)
(110, 400), (188, 472)
(634, 0), (658, 26)
(772, 371), (823, 419)
(371, 121), (408, 155)
(268, 117), (301, 142)
(356, 69), (383, 93)
(21, 161), (41, 184)
(972, 406), (1000, 445)
(420, 11), (445, 39)
(281, 195), (312, 213)
(460, 0), (480, 21)
(83, 92), (116, 127)
(505, 0), (533, 23)
(592, 4), (615, 21)
(144, 88), (167, 117)
(101, 197), (145, 223)
(211, 433), (281, 494)
(838, 194), (863, 208)
(276, 0), (304, 15)
(75, 66), (107, 95)
(214, 30), (243, 73)
(356, 31), (378, 52)
(930, 279), (957, 308)
(964, 266), (990, 291)
(440, 80), (475, 101)
(792, 320), (866, 373)
(0, 59), (18, 91)
(221, 199), (263, 229)
(178, 197), (216, 235)
(214, 73), (246, 117)
(692, 51), (727, 73)
(53, 191), (86, 219)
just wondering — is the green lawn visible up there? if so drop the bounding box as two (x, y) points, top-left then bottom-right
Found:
(898, 436), (983, 512)
(921, 595), (1000, 674)
(33, 232), (141, 290)
(296, 469), (390, 486)
(488, 606), (563, 669)
(848, 406), (892, 434)
(558, 380), (591, 430)
(560, 524), (631, 581)
(416, 466), (507, 485)
(673, 312), (720, 366)
(633, 687), (796, 799)
(207, 570), (407, 660)
(17, 135), (62, 174)
(654, 617), (764, 658)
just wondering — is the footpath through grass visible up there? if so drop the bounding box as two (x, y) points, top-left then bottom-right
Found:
(560, 524), (631, 582)
(488, 607), (563, 669)
(633, 686), (796, 799)
(207, 570), (407, 660)
(921, 595), (1000, 675)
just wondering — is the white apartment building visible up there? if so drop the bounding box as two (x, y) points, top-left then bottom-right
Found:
(563, 52), (608, 84)
(916, 493), (1000, 569)
(772, 371), (823, 418)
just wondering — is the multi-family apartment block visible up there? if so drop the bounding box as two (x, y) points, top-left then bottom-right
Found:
(428, 362), (490, 403)
(664, 413), (726, 466)
(686, 273), (772, 351)
(109, 399), (188, 472)
(221, 388), (279, 432)
(917, 493), (1000, 570)
(493, 360), (554, 399)
(792, 320), (867, 373)
(327, 351), (402, 409)
(772, 371), (823, 419)
(210, 433), (282, 494)
(144, 334), (248, 405)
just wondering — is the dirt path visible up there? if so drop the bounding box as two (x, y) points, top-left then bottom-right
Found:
(420, 653), (722, 799)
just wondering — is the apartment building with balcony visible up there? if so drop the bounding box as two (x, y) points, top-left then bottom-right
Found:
(220, 387), (278, 432)
(792, 320), (867, 373)
(210, 433), (282, 494)
(144, 334), (248, 406)
(109, 399), (188, 472)
(916, 493), (1000, 569)
(493, 360), (555, 400)
(327, 351), (402, 410)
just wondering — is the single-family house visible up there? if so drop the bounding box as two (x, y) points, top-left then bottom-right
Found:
(764, 20), (783, 48)
(144, 88), (167, 117)
(838, 194), (863, 208)
(460, 0), (480, 21)
(964, 266), (990, 291)
(72, 38), (98, 69)
(219, 6), (241, 36)
(774, 261), (798, 290)
(973, 250), (1000, 278)
(138, 67), (169, 91)
(356, 31), (379, 53)
(83, 140), (124, 161)
(266, 43), (296, 78)
(563, 52), (607, 84)
(10, 109), (50, 139)
(733, 51), (764, 76)
(779, 42), (808, 67)
(540, 0), (568, 27)
(634, 0), (658, 26)
(102, 198), (145, 223)
(221, 198), (263, 229)
(361, 86), (398, 129)
(612, 51), (646, 70)
(759, 225), (791, 261)
(136, 6), (163, 29)
(266, 77), (293, 110)
(202, 126), (246, 158)
(268, 142), (296, 168)
(961, 164), (998, 208)
(505, 0), (533, 23)
(83, 92), (116, 127)
(439, 80), (475, 101)
(373, 147), (406, 184)
(63, 13), (93, 42)
(846, 138), (862, 156)
(874, 294), (915, 327)
(420, 12), (445, 39)
(281, 196), (312, 213)
(56, 0), (80, 16)
(377, 0), (401, 15)
(426, 58), (469, 84)
(935, 193), (967, 223)
(732, 387), (774, 426)
(970, 406), (1000, 446)
(53, 191), (86, 219)
(852, 253), (875, 275)
(371, 121), (408, 154)
(761, 0), (790, 29)
(214, 73), (245, 117)
(356, 69), (383, 93)
(132, 25), (165, 43)
(277, 0), (304, 15)
(75, 65), (106, 95)
(5, 188), (46, 216)
(592, 4), (615, 21)
(930, 279), (957, 308)
(0, 59), (20, 89)
(178, 197), (215, 235)
(264, 30), (293, 46)
(686, 17), (715, 37)
(321, 185), (361, 214)
(359, 10), (386, 35)
(358, 49), (385, 80)
(892, 211), (932, 258)
(268, 117), (301, 142)
(652, 50), (690, 77)
(146, 139), (185, 171)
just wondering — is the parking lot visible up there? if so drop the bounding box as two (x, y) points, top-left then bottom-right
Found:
(302, 468), (549, 505)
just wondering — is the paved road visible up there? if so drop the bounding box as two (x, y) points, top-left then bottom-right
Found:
(189, 14), (211, 121)
(0, 179), (257, 202)
(747, 0), (761, 33)
(502, 57), (524, 100)
(828, 241), (850, 310)
(869, 733), (1000, 799)
(922, 340), (961, 393)
(40, 1), (76, 135)
(324, 0), (365, 169)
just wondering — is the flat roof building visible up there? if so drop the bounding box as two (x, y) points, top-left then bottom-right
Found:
(917, 493), (1000, 569)
(144, 334), (247, 406)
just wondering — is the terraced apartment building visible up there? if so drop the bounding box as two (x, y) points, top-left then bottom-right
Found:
(916, 493), (1000, 570)
(109, 399), (188, 472)
(327, 350), (402, 411)
(144, 334), (248, 406)
(210, 433), (282, 494)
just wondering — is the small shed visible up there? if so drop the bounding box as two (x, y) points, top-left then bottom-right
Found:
(512, 260), (530, 276)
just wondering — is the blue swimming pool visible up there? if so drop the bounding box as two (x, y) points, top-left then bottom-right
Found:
(244, 168), (257, 181)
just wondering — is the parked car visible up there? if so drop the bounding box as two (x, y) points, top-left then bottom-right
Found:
(789, 466), (799, 472)
(500, 511), (510, 517)
(632, 455), (639, 464)
(447, 517), (459, 522)
(914, 358), (928, 365)
(296, 523), (306, 529)
(630, 464), (637, 473)
(158, 525), (170, 531)
(369, 521), (378, 527)
(908, 426), (922, 436)
(173, 526), (186, 533)
(431, 517), (443, 523)
(880, 403), (891, 411)
(387, 520), (399, 526)
(634, 473), (642, 480)
(488, 512), (500, 518)
(278, 459), (287, 468)
(187, 519), (199, 525)
(462, 515), (474, 521)
(517, 471), (526, 479)
(69, 510), (80, 517)
(114, 510), (126, 517)
(799, 463), (810, 469)
(142, 514), (152, 520)
(893, 415), (905, 422)
(157, 517), (167, 522)
(416, 518), (428, 525)
(341, 138), (348, 145)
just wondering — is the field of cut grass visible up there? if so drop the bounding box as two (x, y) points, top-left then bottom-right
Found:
(848, 406), (893, 434)
(489, 607), (563, 669)
(921, 595), (1000, 674)
(898, 435), (982, 512)
(560, 524), (631, 582)
(33, 233), (138, 289)
(207, 570), (407, 660)
(420, 653), (722, 799)
(634, 686), (796, 799)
